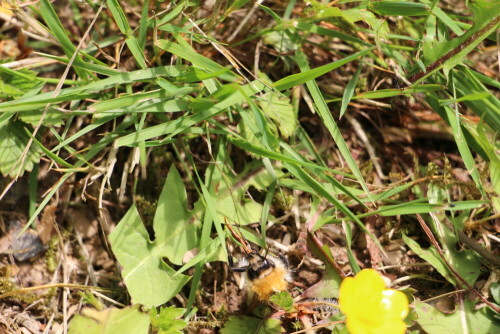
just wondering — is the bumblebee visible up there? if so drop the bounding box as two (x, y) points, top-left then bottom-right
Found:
(226, 224), (293, 301)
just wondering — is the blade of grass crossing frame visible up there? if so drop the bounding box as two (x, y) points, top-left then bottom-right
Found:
(185, 137), (229, 311)
(21, 118), (135, 234)
(155, 39), (241, 83)
(342, 221), (361, 273)
(280, 142), (366, 207)
(28, 165), (38, 218)
(261, 157), (277, 242)
(106, 0), (147, 69)
(39, 0), (88, 79)
(196, 176), (227, 261)
(294, 50), (374, 202)
(138, 0), (150, 49)
(283, 0), (297, 19)
(0, 66), (186, 113)
(186, 209), (215, 312)
(340, 66), (362, 119)
(444, 103), (486, 196)
(285, 163), (384, 254)
(274, 48), (373, 91)
(227, 136), (352, 177)
(115, 81), (265, 147)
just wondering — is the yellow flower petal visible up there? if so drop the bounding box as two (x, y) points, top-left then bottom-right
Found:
(339, 269), (410, 334)
(381, 289), (410, 319)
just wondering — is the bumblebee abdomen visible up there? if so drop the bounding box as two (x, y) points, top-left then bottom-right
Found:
(250, 266), (289, 301)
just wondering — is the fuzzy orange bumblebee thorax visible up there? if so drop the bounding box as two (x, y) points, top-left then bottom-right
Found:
(250, 264), (289, 301)
(244, 253), (292, 301)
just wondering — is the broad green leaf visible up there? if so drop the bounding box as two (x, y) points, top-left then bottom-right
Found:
(262, 31), (298, 53)
(302, 240), (343, 299)
(109, 167), (196, 307)
(0, 81), (24, 97)
(68, 305), (150, 334)
(238, 105), (279, 152)
(402, 234), (454, 285)
(0, 120), (41, 177)
(221, 316), (282, 334)
(109, 204), (191, 307)
(491, 283), (500, 304)
(258, 92), (297, 139)
(415, 299), (500, 334)
(154, 166), (199, 265)
(0, 66), (41, 98)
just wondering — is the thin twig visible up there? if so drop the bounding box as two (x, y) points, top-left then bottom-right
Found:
(415, 213), (500, 313)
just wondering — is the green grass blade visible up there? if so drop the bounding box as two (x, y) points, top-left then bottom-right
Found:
(340, 66), (361, 118)
(370, 1), (430, 16)
(274, 47), (374, 91)
(115, 81), (265, 147)
(294, 50), (374, 202)
(155, 40), (241, 83)
(285, 163), (382, 252)
(106, 0), (147, 69)
(39, 0), (88, 79)
(444, 105), (485, 196)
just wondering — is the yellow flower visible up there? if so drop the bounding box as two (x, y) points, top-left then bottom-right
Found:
(339, 269), (409, 334)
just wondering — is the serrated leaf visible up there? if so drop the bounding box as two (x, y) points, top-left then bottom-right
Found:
(269, 291), (295, 312)
(0, 119), (40, 177)
(151, 306), (187, 334)
(258, 92), (297, 139)
(415, 299), (500, 334)
(0, 67), (40, 98)
(109, 166), (197, 307)
(0, 81), (24, 97)
(221, 316), (282, 334)
(68, 305), (150, 334)
(18, 107), (65, 126)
